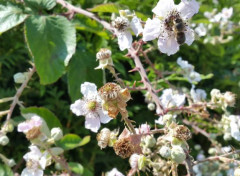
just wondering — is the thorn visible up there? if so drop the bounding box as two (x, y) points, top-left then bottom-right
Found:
(133, 81), (137, 87)
(156, 88), (163, 93)
(128, 67), (140, 72)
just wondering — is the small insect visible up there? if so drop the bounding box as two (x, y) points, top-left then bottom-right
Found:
(173, 17), (186, 45)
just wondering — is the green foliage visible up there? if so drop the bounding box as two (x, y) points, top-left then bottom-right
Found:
(25, 15), (76, 84)
(0, 164), (13, 176)
(56, 134), (90, 150)
(24, 0), (56, 10)
(21, 107), (62, 129)
(89, 3), (120, 13)
(68, 162), (84, 174)
(0, 3), (27, 33)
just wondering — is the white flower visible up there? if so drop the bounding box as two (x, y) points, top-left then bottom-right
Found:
(159, 88), (185, 109)
(195, 23), (207, 37)
(135, 124), (150, 134)
(143, 0), (199, 56)
(106, 168), (125, 176)
(155, 114), (176, 125)
(177, 57), (201, 84)
(190, 87), (206, 103)
(113, 10), (143, 51)
(18, 115), (42, 133)
(229, 115), (240, 141)
(221, 7), (233, 20)
(129, 154), (140, 169)
(21, 146), (48, 176)
(70, 82), (112, 132)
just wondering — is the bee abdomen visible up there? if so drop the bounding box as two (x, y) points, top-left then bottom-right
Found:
(176, 32), (186, 45)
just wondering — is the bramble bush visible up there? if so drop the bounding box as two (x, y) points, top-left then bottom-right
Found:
(0, 0), (240, 175)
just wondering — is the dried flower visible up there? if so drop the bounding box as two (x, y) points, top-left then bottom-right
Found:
(113, 138), (134, 158)
(95, 48), (113, 70)
(173, 125), (192, 141)
(97, 128), (111, 149)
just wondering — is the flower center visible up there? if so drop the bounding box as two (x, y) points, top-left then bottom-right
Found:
(112, 17), (130, 32)
(27, 159), (39, 170)
(164, 10), (184, 32)
(87, 101), (97, 111)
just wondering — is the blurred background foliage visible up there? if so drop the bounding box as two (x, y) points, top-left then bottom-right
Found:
(0, 0), (240, 175)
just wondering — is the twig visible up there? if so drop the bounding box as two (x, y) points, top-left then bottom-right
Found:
(5, 66), (36, 122)
(194, 150), (240, 165)
(184, 153), (195, 176)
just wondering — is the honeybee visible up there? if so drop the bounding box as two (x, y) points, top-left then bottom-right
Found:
(173, 17), (186, 45)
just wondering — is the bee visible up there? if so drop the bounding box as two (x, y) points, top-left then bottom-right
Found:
(173, 17), (186, 45)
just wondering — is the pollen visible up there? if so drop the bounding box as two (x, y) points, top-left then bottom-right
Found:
(87, 101), (97, 111)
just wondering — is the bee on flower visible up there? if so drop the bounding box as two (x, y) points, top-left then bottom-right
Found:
(143, 0), (200, 56)
(112, 10), (143, 51)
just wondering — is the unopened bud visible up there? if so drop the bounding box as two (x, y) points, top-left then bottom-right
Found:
(13, 72), (29, 84)
(138, 155), (147, 170)
(143, 135), (156, 148)
(208, 148), (217, 155)
(7, 159), (16, 167)
(147, 103), (155, 111)
(0, 135), (9, 146)
(223, 133), (232, 141)
(2, 121), (14, 133)
(51, 127), (63, 141)
(171, 146), (186, 164)
(50, 147), (64, 156)
(159, 146), (171, 159)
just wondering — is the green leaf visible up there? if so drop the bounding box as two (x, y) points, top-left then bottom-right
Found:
(0, 3), (27, 33)
(25, 15), (76, 84)
(0, 164), (13, 176)
(89, 3), (119, 13)
(67, 47), (103, 101)
(21, 107), (62, 129)
(68, 162), (84, 174)
(56, 134), (90, 150)
(24, 0), (56, 10)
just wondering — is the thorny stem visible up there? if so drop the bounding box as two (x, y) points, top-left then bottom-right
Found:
(184, 153), (195, 176)
(194, 150), (240, 165)
(5, 66), (36, 122)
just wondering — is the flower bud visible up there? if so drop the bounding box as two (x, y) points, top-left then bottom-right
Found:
(129, 154), (139, 169)
(97, 128), (111, 149)
(7, 159), (16, 167)
(147, 103), (155, 111)
(2, 121), (14, 133)
(234, 168), (240, 176)
(0, 135), (9, 146)
(55, 162), (63, 170)
(208, 148), (217, 155)
(171, 137), (184, 146)
(50, 147), (64, 156)
(171, 146), (186, 164)
(223, 132), (232, 141)
(159, 146), (171, 159)
(13, 72), (29, 84)
(143, 135), (156, 148)
(51, 127), (63, 141)
(194, 145), (201, 151)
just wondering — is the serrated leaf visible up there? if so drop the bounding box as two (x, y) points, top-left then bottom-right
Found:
(25, 0), (56, 10)
(21, 107), (62, 129)
(25, 15), (76, 84)
(68, 162), (84, 174)
(0, 3), (27, 33)
(0, 164), (14, 176)
(67, 47), (102, 101)
(89, 3), (119, 13)
(56, 134), (90, 150)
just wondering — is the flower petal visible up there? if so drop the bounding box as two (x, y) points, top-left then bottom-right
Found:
(177, 0), (200, 19)
(142, 18), (162, 42)
(81, 82), (97, 97)
(152, 0), (175, 17)
(85, 116), (101, 133)
(70, 99), (86, 116)
(158, 35), (179, 56)
(130, 16), (143, 36)
(98, 110), (112, 124)
(18, 122), (31, 133)
(117, 31), (132, 51)
(185, 27), (195, 45)
(21, 168), (43, 176)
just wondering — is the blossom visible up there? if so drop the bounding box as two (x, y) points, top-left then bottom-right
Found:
(195, 23), (207, 37)
(221, 7), (233, 21)
(21, 146), (48, 176)
(143, 0), (199, 55)
(112, 10), (143, 51)
(70, 82), (112, 132)
(135, 124), (150, 134)
(159, 88), (185, 109)
(129, 154), (140, 169)
(106, 168), (125, 176)
(18, 115), (42, 133)
(177, 57), (201, 84)
(190, 87), (207, 103)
